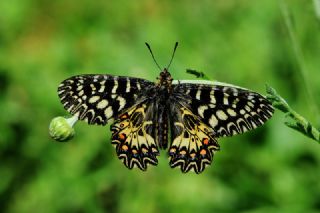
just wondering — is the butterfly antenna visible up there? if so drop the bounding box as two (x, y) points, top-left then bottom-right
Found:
(166, 42), (178, 69)
(145, 42), (162, 71)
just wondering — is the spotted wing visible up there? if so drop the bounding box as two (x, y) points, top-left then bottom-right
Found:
(58, 74), (153, 125)
(173, 81), (274, 137)
(168, 104), (220, 174)
(110, 102), (159, 171)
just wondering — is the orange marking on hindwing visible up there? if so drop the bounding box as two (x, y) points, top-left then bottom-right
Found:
(190, 153), (196, 159)
(203, 138), (209, 145)
(119, 133), (126, 141)
(200, 149), (207, 156)
(122, 145), (128, 151)
(120, 114), (128, 120)
(179, 150), (187, 155)
(169, 148), (176, 154)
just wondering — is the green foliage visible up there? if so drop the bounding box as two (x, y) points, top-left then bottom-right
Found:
(1, 0), (320, 212)
(266, 85), (320, 143)
(186, 69), (210, 80)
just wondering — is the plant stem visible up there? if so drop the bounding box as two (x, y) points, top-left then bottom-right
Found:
(279, 0), (320, 123)
(266, 85), (320, 143)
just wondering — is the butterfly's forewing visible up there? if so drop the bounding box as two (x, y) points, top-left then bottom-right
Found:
(111, 102), (159, 170)
(169, 103), (220, 174)
(58, 74), (153, 125)
(173, 81), (274, 137)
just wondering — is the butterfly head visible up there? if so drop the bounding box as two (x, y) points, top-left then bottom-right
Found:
(145, 42), (178, 89)
(157, 68), (173, 87)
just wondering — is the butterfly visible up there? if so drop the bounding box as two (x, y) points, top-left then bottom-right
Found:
(57, 42), (274, 174)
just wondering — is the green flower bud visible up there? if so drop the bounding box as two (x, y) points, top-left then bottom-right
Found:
(49, 115), (78, 142)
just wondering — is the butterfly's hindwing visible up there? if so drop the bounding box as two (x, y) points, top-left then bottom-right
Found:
(111, 102), (159, 170)
(173, 82), (274, 137)
(58, 74), (153, 125)
(169, 105), (220, 174)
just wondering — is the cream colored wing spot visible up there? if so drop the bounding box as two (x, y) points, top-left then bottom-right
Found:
(98, 85), (105, 93)
(227, 108), (236, 116)
(196, 89), (201, 100)
(248, 102), (255, 108)
(97, 100), (109, 109)
(104, 106), (113, 119)
(76, 85), (83, 91)
(90, 83), (96, 91)
(210, 90), (216, 104)
(88, 96), (100, 104)
(117, 96), (126, 111)
(209, 114), (218, 128)
(136, 82), (141, 90)
(216, 110), (228, 120)
(245, 105), (251, 112)
(198, 105), (208, 118)
(223, 95), (229, 105)
(126, 78), (131, 92)
(111, 79), (118, 93)
(78, 90), (84, 96)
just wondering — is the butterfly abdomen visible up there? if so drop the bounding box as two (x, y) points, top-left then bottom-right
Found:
(156, 105), (169, 149)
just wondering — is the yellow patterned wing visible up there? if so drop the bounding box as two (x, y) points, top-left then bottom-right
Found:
(110, 103), (159, 171)
(169, 106), (220, 174)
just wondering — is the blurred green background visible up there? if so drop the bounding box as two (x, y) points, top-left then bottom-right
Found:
(1, 0), (320, 212)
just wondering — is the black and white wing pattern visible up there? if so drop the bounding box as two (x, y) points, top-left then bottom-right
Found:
(165, 80), (273, 173)
(173, 80), (274, 138)
(58, 74), (153, 125)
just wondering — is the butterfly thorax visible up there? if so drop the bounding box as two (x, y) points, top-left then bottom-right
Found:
(156, 68), (173, 93)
